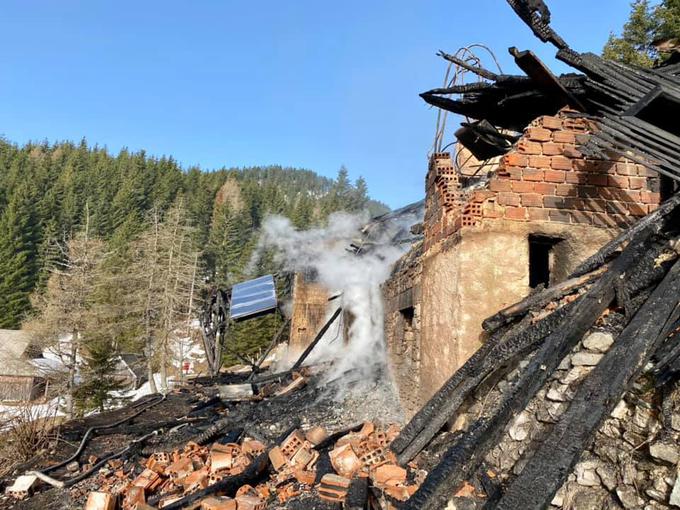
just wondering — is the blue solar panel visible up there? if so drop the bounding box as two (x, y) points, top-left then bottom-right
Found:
(230, 274), (278, 320)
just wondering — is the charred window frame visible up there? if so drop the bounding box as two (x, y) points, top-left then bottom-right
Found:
(624, 85), (680, 140)
(529, 234), (562, 289)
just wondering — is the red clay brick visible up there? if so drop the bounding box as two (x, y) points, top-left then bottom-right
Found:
(541, 116), (563, 130)
(592, 214), (618, 228)
(562, 146), (582, 158)
(498, 192), (521, 207)
(578, 186), (600, 199)
(637, 164), (655, 177)
(640, 191), (661, 204)
(507, 167), (523, 180)
(548, 209), (572, 223)
(587, 174), (609, 186)
(556, 184), (578, 197)
(571, 210), (593, 224)
(512, 181), (535, 193)
(616, 190), (641, 203)
(523, 169), (545, 182)
(504, 153), (529, 167)
(521, 193), (544, 207)
(544, 170), (566, 183)
(543, 196), (564, 208)
(565, 172), (588, 185)
(534, 182), (556, 195)
(606, 201), (628, 215)
(489, 180), (512, 193)
(616, 162), (637, 176)
(505, 207), (528, 220)
(580, 198), (607, 213)
(553, 131), (576, 144)
(529, 156), (551, 169)
(526, 127), (552, 142)
(563, 197), (584, 210)
(608, 175), (629, 188)
(627, 202), (647, 216)
(528, 207), (550, 221)
(517, 141), (542, 155)
(542, 143), (563, 156)
(628, 177), (645, 190)
(564, 118), (590, 132)
(551, 157), (572, 171)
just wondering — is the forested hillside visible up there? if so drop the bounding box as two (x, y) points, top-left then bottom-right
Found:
(0, 137), (387, 330)
(0, 138), (386, 411)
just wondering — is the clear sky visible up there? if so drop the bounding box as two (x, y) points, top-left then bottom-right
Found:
(0, 1), (631, 209)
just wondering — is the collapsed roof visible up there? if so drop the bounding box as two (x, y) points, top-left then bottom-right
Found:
(423, 0), (680, 183)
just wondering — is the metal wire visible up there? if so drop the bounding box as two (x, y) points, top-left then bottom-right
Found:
(429, 45), (505, 175)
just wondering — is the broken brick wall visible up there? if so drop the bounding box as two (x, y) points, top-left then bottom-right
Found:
(289, 273), (330, 352)
(384, 110), (663, 410)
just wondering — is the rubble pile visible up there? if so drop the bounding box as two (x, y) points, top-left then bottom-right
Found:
(67, 420), (421, 510)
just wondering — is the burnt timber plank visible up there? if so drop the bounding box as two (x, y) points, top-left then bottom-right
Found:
(494, 257), (680, 510)
(510, 48), (585, 110)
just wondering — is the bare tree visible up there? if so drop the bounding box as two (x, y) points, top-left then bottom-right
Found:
(127, 198), (201, 392)
(28, 207), (106, 418)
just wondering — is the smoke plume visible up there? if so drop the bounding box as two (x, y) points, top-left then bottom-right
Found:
(254, 207), (422, 394)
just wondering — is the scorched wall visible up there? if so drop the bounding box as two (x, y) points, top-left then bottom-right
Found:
(384, 110), (662, 415)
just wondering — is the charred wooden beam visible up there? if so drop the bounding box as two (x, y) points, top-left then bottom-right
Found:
(494, 257), (680, 510)
(482, 266), (606, 333)
(292, 307), (343, 370)
(504, 0), (568, 49)
(510, 47), (585, 110)
(437, 51), (502, 81)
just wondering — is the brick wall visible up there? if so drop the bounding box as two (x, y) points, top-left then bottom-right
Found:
(424, 110), (662, 251)
(289, 273), (330, 351)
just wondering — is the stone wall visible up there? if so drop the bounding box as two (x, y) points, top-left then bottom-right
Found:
(383, 244), (423, 418)
(447, 313), (680, 510)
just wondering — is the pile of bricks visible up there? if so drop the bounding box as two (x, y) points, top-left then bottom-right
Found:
(83, 437), (268, 510)
(81, 421), (421, 509)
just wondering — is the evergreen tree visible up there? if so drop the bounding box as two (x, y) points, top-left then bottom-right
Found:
(74, 337), (128, 413)
(604, 0), (680, 66)
(0, 184), (39, 327)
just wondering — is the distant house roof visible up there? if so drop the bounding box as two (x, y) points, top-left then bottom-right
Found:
(0, 329), (41, 378)
(118, 353), (147, 388)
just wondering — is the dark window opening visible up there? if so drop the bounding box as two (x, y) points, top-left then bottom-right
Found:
(529, 235), (562, 289)
(400, 306), (414, 330)
(626, 87), (680, 138)
(661, 175), (679, 201)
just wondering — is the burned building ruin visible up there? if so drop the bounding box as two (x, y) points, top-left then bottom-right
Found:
(7, 1), (680, 510)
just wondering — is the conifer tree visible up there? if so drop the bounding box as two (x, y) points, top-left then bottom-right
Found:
(604, 0), (680, 66)
(0, 184), (39, 327)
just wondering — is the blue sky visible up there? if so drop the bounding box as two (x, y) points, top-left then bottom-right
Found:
(0, 1), (631, 209)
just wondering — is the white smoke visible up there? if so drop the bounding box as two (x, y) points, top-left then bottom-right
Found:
(255, 209), (422, 394)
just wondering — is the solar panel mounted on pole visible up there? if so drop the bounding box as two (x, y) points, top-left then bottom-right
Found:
(229, 274), (278, 321)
